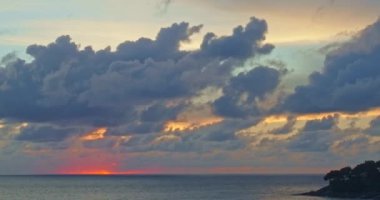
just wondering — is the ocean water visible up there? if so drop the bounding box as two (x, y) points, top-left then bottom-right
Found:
(0, 175), (346, 200)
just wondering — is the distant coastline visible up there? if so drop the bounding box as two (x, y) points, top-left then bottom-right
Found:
(300, 160), (380, 199)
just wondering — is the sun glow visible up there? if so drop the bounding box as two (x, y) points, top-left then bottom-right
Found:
(57, 168), (160, 175)
(73, 170), (112, 175)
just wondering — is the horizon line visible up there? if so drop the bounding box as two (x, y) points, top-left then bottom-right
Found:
(0, 173), (325, 176)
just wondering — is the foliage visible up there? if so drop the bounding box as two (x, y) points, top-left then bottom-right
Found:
(323, 160), (380, 194)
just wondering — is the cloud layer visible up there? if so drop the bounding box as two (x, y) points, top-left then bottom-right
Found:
(283, 19), (380, 113)
(0, 16), (380, 174)
(0, 17), (278, 143)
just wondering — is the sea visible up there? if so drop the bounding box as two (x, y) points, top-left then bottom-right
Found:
(0, 175), (348, 200)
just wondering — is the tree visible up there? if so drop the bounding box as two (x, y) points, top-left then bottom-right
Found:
(324, 160), (380, 194)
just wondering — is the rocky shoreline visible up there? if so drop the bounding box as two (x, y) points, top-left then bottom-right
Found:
(299, 186), (380, 199)
(299, 160), (380, 199)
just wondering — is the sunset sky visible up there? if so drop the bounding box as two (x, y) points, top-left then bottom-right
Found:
(0, 0), (380, 175)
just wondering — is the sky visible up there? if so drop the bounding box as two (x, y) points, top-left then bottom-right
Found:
(0, 0), (379, 175)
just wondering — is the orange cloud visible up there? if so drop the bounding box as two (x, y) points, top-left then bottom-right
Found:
(263, 108), (380, 124)
(164, 116), (223, 132)
(81, 128), (107, 141)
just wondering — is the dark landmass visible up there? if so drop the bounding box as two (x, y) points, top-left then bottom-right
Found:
(300, 160), (380, 199)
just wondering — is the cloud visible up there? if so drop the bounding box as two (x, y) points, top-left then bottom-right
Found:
(201, 17), (274, 59)
(331, 134), (380, 158)
(16, 125), (80, 143)
(0, 52), (18, 66)
(282, 18), (380, 114)
(213, 66), (285, 118)
(364, 117), (380, 136)
(303, 115), (337, 132)
(271, 116), (297, 134)
(121, 118), (256, 153)
(116, 22), (202, 61)
(287, 116), (339, 152)
(288, 130), (333, 152)
(0, 17), (276, 145)
(140, 103), (182, 122)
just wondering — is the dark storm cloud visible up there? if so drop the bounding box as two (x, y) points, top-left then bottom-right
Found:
(0, 52), (17, 65)
(117, 22), (202, 61)
(16, 125), (80, 143)
(118, 118), (258, 153)
(213, 66), (284, 118)
(0, 17), (279, 143)
(364, 117), (380, 136)
(287, 115), (339, 152)
(200, 17), (274, 59)
(108, 122), (164, 135)
(193, 119), (259, 143)
(140, 103), (181, 122)
(303, 115), (337, 132)
(282, 18), (380, 114)
(288, 130), (333, 152)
